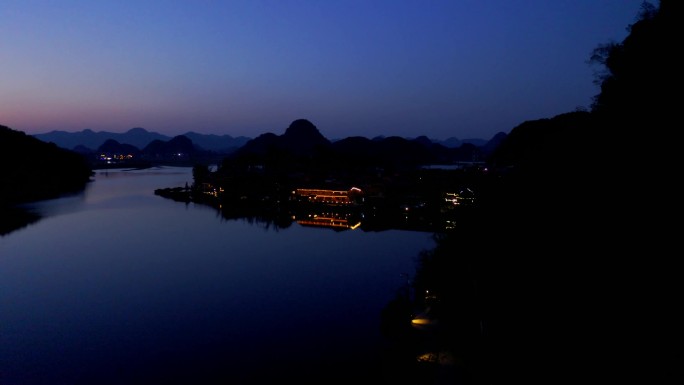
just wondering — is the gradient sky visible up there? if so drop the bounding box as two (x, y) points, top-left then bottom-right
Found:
(1, 0), (645, 140)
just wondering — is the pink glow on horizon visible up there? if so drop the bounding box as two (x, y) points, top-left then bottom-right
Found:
(1, 1), (645, 140)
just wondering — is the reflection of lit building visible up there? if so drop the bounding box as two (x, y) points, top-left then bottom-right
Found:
(293, 187), (363, 205)
(294, 213), (361, 230)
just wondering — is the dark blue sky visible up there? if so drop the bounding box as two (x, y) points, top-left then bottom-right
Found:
(1, 0), (644, 140)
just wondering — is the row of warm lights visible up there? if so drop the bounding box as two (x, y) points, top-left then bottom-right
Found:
(99, 154), (134, 161)
(307, 196), (353, 204)
(294, 188), (350, 196)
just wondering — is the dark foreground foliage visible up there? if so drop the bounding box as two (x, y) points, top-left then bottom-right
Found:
(383, 2), (679, 383)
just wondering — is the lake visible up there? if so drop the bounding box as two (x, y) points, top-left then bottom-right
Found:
(0, 166), (437, 384)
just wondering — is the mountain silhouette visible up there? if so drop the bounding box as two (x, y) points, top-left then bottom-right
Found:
(33, 127), (250, 154)
(236, 119), (332, 158)
(229, 118), (488, 171)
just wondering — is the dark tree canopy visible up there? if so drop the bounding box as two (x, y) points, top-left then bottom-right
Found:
(591, 1), (678, 127)
(404, 2), (679, 383)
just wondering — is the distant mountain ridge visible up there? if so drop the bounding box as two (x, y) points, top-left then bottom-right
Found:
(33, 127), (251, 153)
(33, 126), (495, 154)
(232, 119), (505, 167)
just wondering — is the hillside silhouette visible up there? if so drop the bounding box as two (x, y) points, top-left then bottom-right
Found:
(0, 125), (92, 206)
(389, 1), (678, 384)
(0, 125), (93, 235)
(226, 118), (487, 173)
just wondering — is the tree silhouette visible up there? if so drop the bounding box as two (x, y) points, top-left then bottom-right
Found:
(393, 2), (679, 384)
(192, 164), (211, 187)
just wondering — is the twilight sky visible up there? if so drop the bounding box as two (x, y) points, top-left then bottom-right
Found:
(1, 0), (645, 140)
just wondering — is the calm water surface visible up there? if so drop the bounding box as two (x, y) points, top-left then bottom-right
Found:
(1, 167), (436, 384)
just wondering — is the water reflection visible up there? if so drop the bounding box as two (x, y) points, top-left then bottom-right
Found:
(294, 211), (362, 231)
(1, 166), (437, 384)
(3, 166), (480, 383)
(156, 188), (467, 234)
